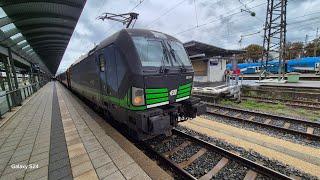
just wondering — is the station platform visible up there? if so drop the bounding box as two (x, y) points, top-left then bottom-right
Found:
(242, 73), (320, 81)
(193, 81), (225, 88)
(242, 80), (320, 88)
(0, 82), (171, 180)
(193, 79), (320, 89)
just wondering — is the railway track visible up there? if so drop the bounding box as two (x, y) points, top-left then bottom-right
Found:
(143, 129), (292, 180)
(240, 85), (320, 110)
(241, 96), (320, 110)
(205, 103), (320, 141)
(255, 85), (320, 93)
(193, 91), (320, 111)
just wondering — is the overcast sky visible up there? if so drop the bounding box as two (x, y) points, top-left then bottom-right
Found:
(56, 0), (320, 74)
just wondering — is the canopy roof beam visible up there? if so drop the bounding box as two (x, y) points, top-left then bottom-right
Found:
(0, 0), (87, 73)
(0, 0), (85, 9)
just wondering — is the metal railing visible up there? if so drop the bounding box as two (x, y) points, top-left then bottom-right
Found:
(226, 74), (243, 86)
(0, 81), (45, 118)
(225, 74), (243, 101)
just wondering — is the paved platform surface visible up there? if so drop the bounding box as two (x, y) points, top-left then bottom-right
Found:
(0, 82), (171, 180)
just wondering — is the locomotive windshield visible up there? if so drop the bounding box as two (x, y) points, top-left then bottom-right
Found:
(132, 36), (170, 67)
(132, 36), (191, 67)
(166, 40), (191, 67)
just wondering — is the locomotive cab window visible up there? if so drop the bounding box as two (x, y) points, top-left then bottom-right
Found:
(167, 40), (192, 67)
(99, 54), (105, 72)
(132, 36), (191, 68)
(132, 36), (169, 67)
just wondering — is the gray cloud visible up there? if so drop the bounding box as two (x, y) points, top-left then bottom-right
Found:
(57, 0), (320, 74)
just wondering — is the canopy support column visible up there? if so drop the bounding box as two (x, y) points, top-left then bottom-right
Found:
(7, 48), (22, 106)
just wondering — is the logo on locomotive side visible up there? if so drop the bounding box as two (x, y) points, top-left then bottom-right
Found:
(170, 89), (177, 96)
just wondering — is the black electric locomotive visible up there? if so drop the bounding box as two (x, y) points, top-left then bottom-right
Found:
(58, 29), (205, 140)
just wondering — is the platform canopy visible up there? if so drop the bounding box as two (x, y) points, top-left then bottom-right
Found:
(184, 40), (245, 60)
(0, 0), (86, 74)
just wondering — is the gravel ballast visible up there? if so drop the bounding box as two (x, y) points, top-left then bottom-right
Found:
(270, 119), (286, 127)
(202, 114), (320, 147)
(169, 144), (202, 164)
(153, 136), (185, 154)
(184, 151), (222, 178)
(226, 111), (238, 116)
(239, 113), (251, 120)
(289, 123), (308, 132)
(176, 125), (318, 180)
(253, 116), (267, 123)
(314, 128), (320, 135)
(216, 104), (318, 122)
(212, 160), (248, 180)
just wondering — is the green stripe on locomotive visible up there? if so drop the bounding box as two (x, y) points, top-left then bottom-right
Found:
(178, 83), (192, 90)
(145, 88), (168, 94)
(176, 83), (192, 99)
(146, 92), (168, 99)
(72, 82), (193, 111)
(145, 88), (169, 106)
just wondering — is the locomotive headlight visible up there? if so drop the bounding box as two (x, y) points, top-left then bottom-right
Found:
(132, 87), (145, 106)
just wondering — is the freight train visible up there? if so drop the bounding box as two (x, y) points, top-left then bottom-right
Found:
(227, 57), (320, 74)
(57, 29), (206, 140)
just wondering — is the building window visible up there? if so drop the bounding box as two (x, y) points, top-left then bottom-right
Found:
(99, 54), (105, 72)
(192, 60), (207, 76)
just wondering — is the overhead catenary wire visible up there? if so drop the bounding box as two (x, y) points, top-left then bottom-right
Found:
(96, 0), (108, 18)
(78, 0), (318, 65)
(76, 0), (109, 58)
(145, 0), (188, 28)
(206, 10), (320, 44)
(173, 0), (264, 35)
(146, 0), (235, 29)
(239, 14), (320, 41)
(237, 10), (320, 45)
(243, 2), (318, 44)
(172, 0), (303, 37)
(130, 0), (146, 11)
(193, 0), (199, 27)
(235, 5), (320, 49)
(205, 13), (320, 50)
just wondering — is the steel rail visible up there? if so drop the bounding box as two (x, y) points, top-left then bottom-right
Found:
(172, 129), (292, 180)
(141, 128), (292, 179)
(241, 96), (320, 110)
(193, 92), (320, 110)
(139, 140), (197, 180)
(206, 102), (320, 127)
(205, 103), (320, 141)
(250, 85), (320, 92)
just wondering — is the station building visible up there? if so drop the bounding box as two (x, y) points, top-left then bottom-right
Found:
(184, 41), (244, 83)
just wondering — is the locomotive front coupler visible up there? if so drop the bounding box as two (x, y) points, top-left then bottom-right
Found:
(134, 108), (171, 136)
(181, 97), (206, 118)
(164, 104), (182, 126)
